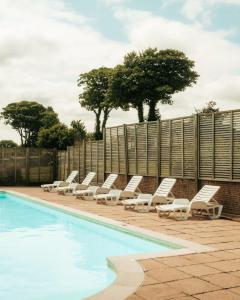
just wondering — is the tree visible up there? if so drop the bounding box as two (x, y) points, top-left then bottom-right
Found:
(0, 140), (18, 148)
(195, 101), (219, 114)
(110, 48), (199, 122)
(0, 101), (60, 147)
(37, 123), (74, 150)
(71, 120), (87, 141)
(41, 106), (60, 128)
(78, 67), (116, 140)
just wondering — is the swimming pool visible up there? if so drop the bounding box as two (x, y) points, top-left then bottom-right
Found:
(0, 191), (182, 300)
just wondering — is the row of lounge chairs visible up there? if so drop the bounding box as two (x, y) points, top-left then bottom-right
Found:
(41, 171), (223, 220)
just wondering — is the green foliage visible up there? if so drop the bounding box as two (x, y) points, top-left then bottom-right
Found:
(0, 101), (60, 146)
(110, 48), (199, 121)
(0, 140), (18, 148)
(71, 120), (87, 140)
(41, 107), (60, 129)
(195, 101), (219, 114)
(85, 132), (95, 141)
(37, 123), (74, 150)
(78, 67), (116, 139)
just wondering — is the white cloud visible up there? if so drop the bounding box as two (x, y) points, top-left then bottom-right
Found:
(114, 8), (240, 115)
(180, 0), (240, 24)
(0, 0), (240, 143)
(0, 0), (128, 142)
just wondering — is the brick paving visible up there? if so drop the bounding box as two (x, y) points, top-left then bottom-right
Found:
(3, 187), (240, 300)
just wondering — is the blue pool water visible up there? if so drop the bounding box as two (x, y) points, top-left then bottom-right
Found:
(0, 192), (180, 300)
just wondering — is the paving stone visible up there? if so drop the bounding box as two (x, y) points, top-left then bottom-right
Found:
(208, 250), (240, 260)
(207, 259), (240, 272)
(229, 287), (240, 295)
(202, 273), (240, 288)
(183, 253), (220, 264)
(178, 264), (221, 277)
(167, 278), (220, 295)
(140, 260), (165, 271)
(194, 290), (240, 300)
(147, 266), (191, 283)
(156, 256), (193, 267)
(136, 283), (185, 300)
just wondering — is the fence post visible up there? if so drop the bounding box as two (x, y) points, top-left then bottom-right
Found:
(52, 148), (58, 181)
(157, 119), (161, 186)
(25, 148), (30, 185)
(134, 124), (138, 175)
(230, 111), (233, 180)
(123, 124), (129, 185)
(103, 128), (106, 180)
(83, 140), (86, 178)
(14, 147), (17, 184)
(212, 113), (215, 180)
(194, 114), (200, 191)
(78, 144), (81, 182)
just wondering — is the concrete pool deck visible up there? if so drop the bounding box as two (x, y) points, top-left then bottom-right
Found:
(3, 187), (240, 300)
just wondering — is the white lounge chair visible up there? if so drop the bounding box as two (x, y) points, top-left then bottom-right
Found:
(41, 170), (79, 192)
(74, 174), (118, 200)
(57, 172), (96, 195)
(122, 178), (176, 212)
(41, 180), (62, 192)
(94, 189), (123, 205)
(156, 185), (222, 220)
(94, 175), (143, 205)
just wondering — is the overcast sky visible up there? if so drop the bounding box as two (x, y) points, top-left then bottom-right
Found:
(0, 0), (240, 143)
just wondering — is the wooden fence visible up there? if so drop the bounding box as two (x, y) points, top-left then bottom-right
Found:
(1, 109), (239, 190)
(57, 109), (240, 187)
(0, 148), (55, 185)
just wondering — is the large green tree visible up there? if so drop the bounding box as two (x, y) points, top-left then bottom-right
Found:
(78, 67), (117, 139)
(1, 101), (59, 146)
(110, 48), (199, 122)
(0, 140), (18, 148)
(37, 123), (74, 150)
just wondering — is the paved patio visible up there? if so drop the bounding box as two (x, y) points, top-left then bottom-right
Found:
(4, 187), (240, 300)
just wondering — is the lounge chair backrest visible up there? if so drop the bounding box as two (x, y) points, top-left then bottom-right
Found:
(66, 171), (79, 183)
(192, 185), (220, 203)
(82, 172), (96, 186)
(102, 174), (118, 189)
(154, 178), (176, 197)
(124, 176), (142, 193)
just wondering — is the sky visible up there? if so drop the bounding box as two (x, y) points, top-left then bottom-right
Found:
(0, 0), (240, 143)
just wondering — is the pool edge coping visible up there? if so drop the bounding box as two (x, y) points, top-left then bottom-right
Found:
(1, 190), (216, 300)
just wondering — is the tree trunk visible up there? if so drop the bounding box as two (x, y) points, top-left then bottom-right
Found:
(102, 109), (110, 132)
(147, 100), (158, 121)
(95, 111), (102, 140)
(137, 103), (144, 123)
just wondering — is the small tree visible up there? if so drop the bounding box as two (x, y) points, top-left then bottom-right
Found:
(110, 48), (199, 122)
(195, 101), (219, 114)
(41, 107), (60, 128)
(78, 67), (116, 140)
(37, 123), (74, 150)
(0, 140), (18, 148)
(1, 101), (59, 146)
(71, 120), (87, 141)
